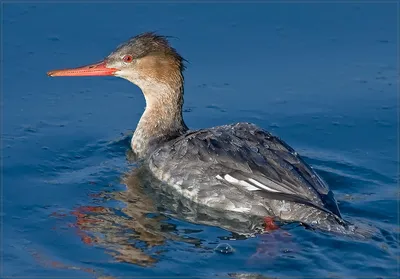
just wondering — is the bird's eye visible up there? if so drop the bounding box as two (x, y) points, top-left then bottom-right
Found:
(123, 55), (133, 63)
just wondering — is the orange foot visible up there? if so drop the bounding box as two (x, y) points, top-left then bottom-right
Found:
(264, 216), (279, 231)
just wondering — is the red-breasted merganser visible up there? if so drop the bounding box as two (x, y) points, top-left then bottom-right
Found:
(47, 32), (350, 233)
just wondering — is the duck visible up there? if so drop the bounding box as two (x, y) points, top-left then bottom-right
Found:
(48, 32), (351, 233)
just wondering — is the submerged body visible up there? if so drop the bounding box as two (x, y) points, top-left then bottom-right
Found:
(48, 32), (351, 233)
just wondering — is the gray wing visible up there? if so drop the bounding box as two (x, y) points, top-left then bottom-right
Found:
(148, 122), (342, 218)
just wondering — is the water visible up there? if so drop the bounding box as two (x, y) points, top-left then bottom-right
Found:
(2, 2), (399, 278)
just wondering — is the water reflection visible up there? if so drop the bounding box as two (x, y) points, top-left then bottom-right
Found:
(69, 171), (199, 266)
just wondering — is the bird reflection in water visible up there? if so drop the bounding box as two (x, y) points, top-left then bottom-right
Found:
(69, 163), (204, 266)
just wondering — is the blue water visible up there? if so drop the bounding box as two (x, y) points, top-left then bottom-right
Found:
(2, 2), (399, 278)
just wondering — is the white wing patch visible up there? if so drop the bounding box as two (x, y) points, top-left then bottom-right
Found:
(216, 174), (281, 193)
(248, 178), (280, 192)
(223, 174), (259, 191)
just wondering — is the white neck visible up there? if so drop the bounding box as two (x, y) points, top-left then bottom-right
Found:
(130, 79), (187, 158)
